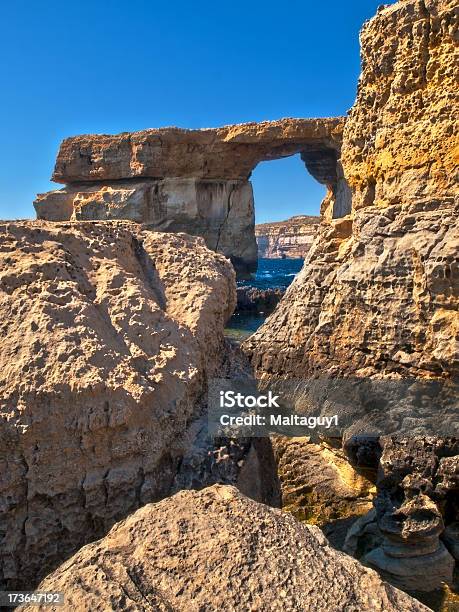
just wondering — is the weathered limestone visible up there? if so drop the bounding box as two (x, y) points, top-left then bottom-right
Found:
(35, 178), (258, 276)
(244, 0), (458, 411)
(34, 118), (346, 276)
(22, 485), (429, 612)
(243, 0), (459, 593)
(256, 215), (320, 258)
(0, 220), (237, 590)
(365, 436), (458, 592)
(272, 436), (376, 549)
(49, 118), (344, 183)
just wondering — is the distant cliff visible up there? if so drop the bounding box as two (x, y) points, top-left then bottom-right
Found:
(255, 215), (320, 258)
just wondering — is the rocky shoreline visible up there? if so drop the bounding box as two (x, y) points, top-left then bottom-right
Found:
(236, 286), (284, 314)
(0, 0), (458, 610)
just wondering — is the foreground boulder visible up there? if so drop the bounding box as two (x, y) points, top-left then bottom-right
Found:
(24, 485), (428, 612)
(0, 220), (235, 589)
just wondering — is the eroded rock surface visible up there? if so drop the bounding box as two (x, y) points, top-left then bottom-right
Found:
(243, 0), (458, 593)
(23, 485), (429, 612)
(35, 178), (259, 277)
(245, 0), (458, 386)
(0, 220), (236, 590)
(49, 118), (344, 183)
(273, 436), (375, 525)
(365, 436), (458, 592)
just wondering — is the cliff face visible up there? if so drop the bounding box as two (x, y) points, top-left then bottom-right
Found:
(246, 0), (458, 382)
(0, 220), (236, 589)
(34, 118), (345, 276)
(256, 215), (320, 258)
(244, 0), (458, 591)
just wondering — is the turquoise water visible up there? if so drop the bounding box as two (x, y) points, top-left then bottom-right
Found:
(225, 258), (304, 341)
(238, 258), (304, 291)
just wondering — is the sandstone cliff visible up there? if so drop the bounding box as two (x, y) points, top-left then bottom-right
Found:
(256, 215), (320, 258)
(0, 220), (236, 589)
(23, 485), (428, 612)
(244, 0), (459, 592)
(245, 0), (458, 400)
(34, 118), (345, 276)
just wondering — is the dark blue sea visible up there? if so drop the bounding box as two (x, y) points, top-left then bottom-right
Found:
(225, 258), (304, 341)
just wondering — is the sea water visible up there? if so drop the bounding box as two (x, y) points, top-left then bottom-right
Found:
(225, 258), (304, 341)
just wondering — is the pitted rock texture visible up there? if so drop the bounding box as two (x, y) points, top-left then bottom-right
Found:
(343, 0), (458, 213)
(243, 0), (458, 594)
(0, 220), (236, 590)
(35, 178), (258, 277)
(22, 485), (429, 612)
(256, 215), (320, 259)
(245, 0), (458, 385)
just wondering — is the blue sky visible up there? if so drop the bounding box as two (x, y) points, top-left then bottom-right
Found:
(0, 0), (383, 223)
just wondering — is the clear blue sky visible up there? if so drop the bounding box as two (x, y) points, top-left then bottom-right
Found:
(0, 0), (383, 223)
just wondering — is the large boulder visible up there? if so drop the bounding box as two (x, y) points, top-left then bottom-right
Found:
(0, 220), (236, 590)
(23, 485), (429, 612)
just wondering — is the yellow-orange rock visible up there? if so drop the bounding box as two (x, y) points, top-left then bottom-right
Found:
(246, 0), (458, 385)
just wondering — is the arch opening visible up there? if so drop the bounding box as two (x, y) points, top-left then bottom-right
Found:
(225, 152), (338, 342)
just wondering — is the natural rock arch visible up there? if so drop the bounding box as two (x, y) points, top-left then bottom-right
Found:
(35, 118), (350, 276)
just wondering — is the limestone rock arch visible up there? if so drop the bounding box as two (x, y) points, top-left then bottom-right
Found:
(35, 118), (348, 275)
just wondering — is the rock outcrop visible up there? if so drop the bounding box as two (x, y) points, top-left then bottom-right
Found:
(244, 0), (458, 431)
(246, 0), (458, 382)
(272, 436), (376, 545)
(23, 485), (429, 612)
(365, 436), (458, 592)
(256, 215), (320, 258)
(236, 286), (284, 314)
(34, 118), (345, 276)
(0, 220), (236, 590)
(244, 0), (458, 593)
